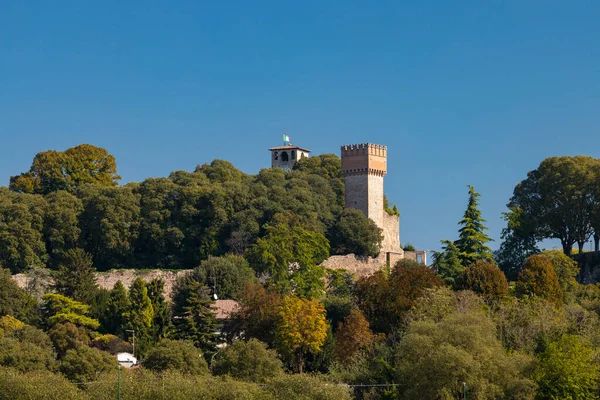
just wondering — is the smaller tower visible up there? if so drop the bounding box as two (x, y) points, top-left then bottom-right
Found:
(269, 145), (311, 170)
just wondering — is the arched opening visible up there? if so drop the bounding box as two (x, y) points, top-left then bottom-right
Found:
(281, 151), (289, 162)
(273, 151), (279, 160)
(291, 150), (296, 160)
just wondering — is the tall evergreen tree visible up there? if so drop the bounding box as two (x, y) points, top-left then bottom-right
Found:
(100, 281), (129, 335)
(432, 240), (464, 285)
(52, 248), (98, 304)
(146, 278), (172, 341)
(454, 185), (493, 266)
(172, 276), (221, 359)
(123, 278), (154, 357)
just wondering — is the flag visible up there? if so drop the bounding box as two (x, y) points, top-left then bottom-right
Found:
(283, 134), (290, 142)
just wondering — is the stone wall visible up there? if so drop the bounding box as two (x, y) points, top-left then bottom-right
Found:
(367, 174), (384, 228)
(381, 211), (401, 253)
(12, 269), (191, 300)
(344, 174), (370, 220)
(321, 253), (388, 278)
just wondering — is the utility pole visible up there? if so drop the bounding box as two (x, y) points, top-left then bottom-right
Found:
(126, 329), (135, 361)
(117, 364), (121, 400)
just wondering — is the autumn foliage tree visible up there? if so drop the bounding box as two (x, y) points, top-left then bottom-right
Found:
(275, 295), (328, 373)
(516, 255), (564, 307)
(334, 308), (375, 364)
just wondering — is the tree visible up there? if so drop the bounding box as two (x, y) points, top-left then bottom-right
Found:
(123, 277), (154, 356)
(0, 337), (55, 372)
(540, 249), (579, 298)
(49, 322), (90, 358)
(52, 248), (98, 304)
(146, 279), (172, 342)
(456, 260), (509, 304)
(43, 190), (83, 266)
(265, 374), (353, 400)
(246, 223), (329, 298)
(58, 346), (115, 382)
(212, 339), (283, 382)
(0, 367), (83, 400)
(172, 276), (221, 357)
(454, 185), (493, 265)
(0, 188), (48, 273)
(144, 339), (209, 374)
(432, 239), (464, 285)
(535, 335), (599, 400)
(329, 209), (383, 258)
(355, 259), (444, 334)
(42, 293), (100, 330)
(495, 207), (539, 281)
(9, 144), (121, 195)
(334, 308), (375, 364)
(191, 254), (257, 300)
(275, 295), (328, 373)
(0, 267), (36, 322)
(225, 283), (282, 344)
(507, 156), (599, 255)
(516, 255), (564, 307)
(100, 281), (129, 335)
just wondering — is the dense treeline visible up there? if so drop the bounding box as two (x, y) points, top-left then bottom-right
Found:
(1, 144), (382, 274)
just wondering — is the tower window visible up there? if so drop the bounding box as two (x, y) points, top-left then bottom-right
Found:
(281, 151), (289, 162)
(291, 150), (296, 160)
(273, 151), (279, 160)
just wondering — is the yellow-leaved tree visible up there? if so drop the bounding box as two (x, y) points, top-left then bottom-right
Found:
(275, 295), (328, 373)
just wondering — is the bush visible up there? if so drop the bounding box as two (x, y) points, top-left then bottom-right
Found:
(264, 374), (352, 400)
(91, 334), (131, 354)
(0, 367), (85, 400)
(49, 322), (90, 357)
(0, 337), (55, 372)
(212, 339), (283, 382)
(457, 260), (509, 304)
(143, 339), (208, 375)
(59, 346), (115, 382)
(516, 255), (564, 307)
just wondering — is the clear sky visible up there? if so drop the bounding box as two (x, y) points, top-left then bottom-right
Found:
(1, 1), (599, 253)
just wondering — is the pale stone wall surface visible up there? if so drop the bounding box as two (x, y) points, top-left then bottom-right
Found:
(344, 174), (369, 218)
(381, 209), (401, 253)
(321, 253), (388, 278)
(367, 175), (384, 228)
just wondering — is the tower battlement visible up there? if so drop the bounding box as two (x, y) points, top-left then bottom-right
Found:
(340, 143), (387, 177)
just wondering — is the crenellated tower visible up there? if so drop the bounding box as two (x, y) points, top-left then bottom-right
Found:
(341, 143), (401, 254)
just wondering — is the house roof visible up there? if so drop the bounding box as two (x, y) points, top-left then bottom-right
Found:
(214, 299), (239, 319)
(268, 145), (312, 153)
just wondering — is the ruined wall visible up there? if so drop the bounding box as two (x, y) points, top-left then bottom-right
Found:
(12, 269), (191, 300)
(381, 212), (401, 253)
(321, 253), (388, 278)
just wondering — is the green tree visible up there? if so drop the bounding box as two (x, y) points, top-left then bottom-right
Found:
(274, 295), (328, 373)
(516, 255), (564, 307)
(0, 337), (55, 372)
(246, 223), (329, 298)
(58, 346), (115, 382)
(192, 254), (257, 299)
(42, 293), (100, 330)
(396, 300), (536, 399)
(265, 374), (352, 400)
(329, 208), (383, 258)
(495, 207), (539, 281)
(507, 156), (599, 255)
(454, 185), (493, 265)
(100, 281), (129, 335)
(535, 335), (599, 400)
(540, 249), (580, 298)
(212, 339), (283, 382)
(456, 260), (509, 305)
(0, 267), (36, 322)
(0, 188), (48, 273)
(172, 276), (221, 357)
(48, 322), (90, 358)
(0, 367), (84, 400)
(52, 248), (98, 304)
(146, 278), (172, 342)
(144, 339), (209, 374)
(10, 144), (121, 195)
(123, 277), (154, 356)
(432, 239), (464, 285)
(43, 190), (83, 266)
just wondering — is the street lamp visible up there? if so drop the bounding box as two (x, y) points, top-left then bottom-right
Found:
(126, 329), (135, 360)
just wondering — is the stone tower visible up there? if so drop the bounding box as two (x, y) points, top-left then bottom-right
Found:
(341, 143), (401, 253)
(268, 145), (311, 170)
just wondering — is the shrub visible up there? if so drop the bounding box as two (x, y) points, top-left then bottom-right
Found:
(59, 346), (115, 382)
(457, 260), (509, 304)
(0, 367), (85, 400)
(143, 339), (208, 375)
(516, 255), (563, 307)
(0, 337), (55, 372)
(264, 374), (353, 400)
(212, 339), (283, 382)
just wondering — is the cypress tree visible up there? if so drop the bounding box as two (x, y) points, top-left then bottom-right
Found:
(454, 185), (493, 266)
(101, 281), (129, 335)
(123, 278), (154, 356)
(146, 278), (172, 341)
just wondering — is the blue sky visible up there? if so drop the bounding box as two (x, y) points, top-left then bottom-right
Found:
(1, 1), (599, 253)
